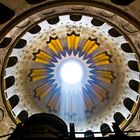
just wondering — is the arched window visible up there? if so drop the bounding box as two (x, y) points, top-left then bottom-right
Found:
(114, 112), (125, 125)
(18, 110), (28, 122)
(7, 57), (18, 68)
(108, 28), (121, 37)
(128, 61), (139, 72)
(100, 123), (112, 136)
(91, 18), (104, 26)
(129, 80), (139, 92)
(0, 37), (12, 48)
(5, 76), (15, 89)
(123, 98), (135, 112)
(28, 25), (41, 34)
(47, 16), (60, 25)
(14, 39), (27, 49)
(121, 43), (133, 53)
(9, 95), (19, 108)
(70, 15), (82, 21)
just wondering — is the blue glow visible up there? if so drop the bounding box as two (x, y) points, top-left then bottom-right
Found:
(59, 81), (86, 124)
(57, 59), (87, 123)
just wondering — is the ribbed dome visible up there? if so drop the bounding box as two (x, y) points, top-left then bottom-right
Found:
(0, 0), (140, 138)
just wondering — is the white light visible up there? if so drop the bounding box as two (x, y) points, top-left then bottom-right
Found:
(60, 60), (83, 84)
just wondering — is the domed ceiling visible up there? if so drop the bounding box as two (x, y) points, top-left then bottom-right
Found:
(0, 0), (140, 139)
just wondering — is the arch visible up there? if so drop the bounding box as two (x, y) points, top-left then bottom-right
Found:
(111, 0), (135, 6)
(123, 98), (135, 112)
(47, 16), (60, 25)
(108, 28), (121, 37)
(91, 18), (104, 26)
(25, 0), (46, 4)
(9, 95), (19, 108)
(70, 15), (82, 21)
(28, 25), (41, 34)
(129, 80), (139, 92)
(121, 43), (133, 53)
(5, 76), (15, 89)
(100, 123), (112, 136)
(14, 39), (27, 49)
(7, 57), (18, 68)
(128, 61), (139, 72)
(114, 112), (126, 125)
(0, 3), (15, 24)
(0, 37), (12, 48)
(18, 110), (28, 122)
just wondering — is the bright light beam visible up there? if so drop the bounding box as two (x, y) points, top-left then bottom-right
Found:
(59, 59), (86, 126)
(60, 60), (83, 84)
